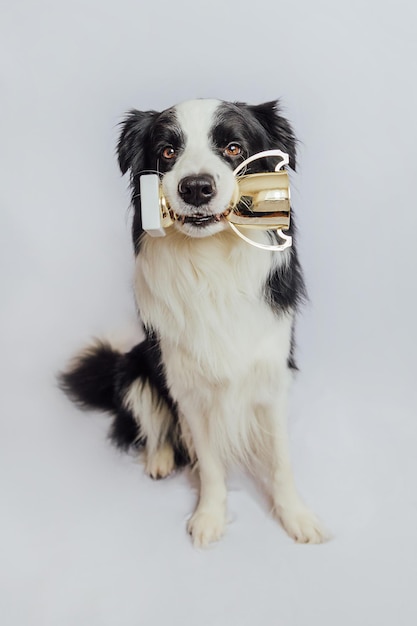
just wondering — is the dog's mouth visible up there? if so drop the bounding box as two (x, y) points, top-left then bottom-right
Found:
(173, 209), (231, 227)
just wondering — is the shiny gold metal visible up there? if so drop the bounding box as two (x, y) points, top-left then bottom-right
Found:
(226, 149), (292, 251)
(227, 171), (290, 230)
(160, 192), (174, 229)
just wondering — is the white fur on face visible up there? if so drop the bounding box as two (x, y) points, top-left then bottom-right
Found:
(161, 99), (238, 238)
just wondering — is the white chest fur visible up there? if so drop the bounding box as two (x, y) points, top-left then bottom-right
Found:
(134, 230), (293, 387)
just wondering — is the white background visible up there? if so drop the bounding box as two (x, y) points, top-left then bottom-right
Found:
(2, 1), (417, 624)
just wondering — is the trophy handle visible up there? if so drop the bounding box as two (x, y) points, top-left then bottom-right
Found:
(233, 149), (289, 176)
(228, 223), (292, 252)
(230, 150), (292, 252)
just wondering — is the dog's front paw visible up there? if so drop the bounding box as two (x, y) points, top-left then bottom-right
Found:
(144, 444), (175, 479)
(187, 509), (226, 548)
(278, 506), (329, 544)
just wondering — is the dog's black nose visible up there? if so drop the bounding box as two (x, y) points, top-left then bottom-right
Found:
(178, 175), (216, 206)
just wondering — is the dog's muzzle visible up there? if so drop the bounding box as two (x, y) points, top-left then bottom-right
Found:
(140, 150), (292, 251)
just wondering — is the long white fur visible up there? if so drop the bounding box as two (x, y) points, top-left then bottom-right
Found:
(132, 100), (327, 547)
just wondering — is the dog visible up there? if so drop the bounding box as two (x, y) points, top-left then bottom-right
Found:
(60, 98), (327, 547)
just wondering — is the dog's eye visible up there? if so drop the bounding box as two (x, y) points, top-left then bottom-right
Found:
(162, 146), (176, 160)
(223, 143), (242, 158)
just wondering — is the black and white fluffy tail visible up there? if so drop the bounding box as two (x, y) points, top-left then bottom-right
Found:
(59, 336), (189, 476)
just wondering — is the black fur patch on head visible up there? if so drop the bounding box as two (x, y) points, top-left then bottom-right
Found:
(117, 108), (184, 252)
(212, 100), (297, 171)
(117, 109), (159, 175)
(148, 111), (185, 174)
(245, 101), (297, 170)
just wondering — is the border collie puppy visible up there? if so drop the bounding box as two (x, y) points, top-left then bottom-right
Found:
(61, 99), (327, 547)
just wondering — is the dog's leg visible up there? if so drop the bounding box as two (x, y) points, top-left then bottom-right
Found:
(123, 379), (175, 479)
(144, 441), (175, 480)
(263, 368), (328, 544)
(182, 410), (227, 548)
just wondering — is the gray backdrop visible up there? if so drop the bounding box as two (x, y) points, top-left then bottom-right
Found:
(2, 1), (416, 624)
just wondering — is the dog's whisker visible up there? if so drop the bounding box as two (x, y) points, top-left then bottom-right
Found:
(133, 169), (161, 178)
(235, 167), (248, 178)
(238, 197), (252, 212)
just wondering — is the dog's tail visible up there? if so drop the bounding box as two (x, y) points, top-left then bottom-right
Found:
(59, 337), (189, 465)
(59, 340), (143, 450)
(59, 341), (120, 413)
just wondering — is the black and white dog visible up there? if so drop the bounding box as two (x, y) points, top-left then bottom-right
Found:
(61, 99), (327, 547)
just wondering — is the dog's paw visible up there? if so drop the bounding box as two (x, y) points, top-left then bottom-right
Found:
(187, 509), (226, 548)
(278, 506), (329, 544)
(144, 444), (175, 480)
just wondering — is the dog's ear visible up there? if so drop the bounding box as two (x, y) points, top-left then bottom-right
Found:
(117, 109), (158, 175)
(248, 101), (297, 170)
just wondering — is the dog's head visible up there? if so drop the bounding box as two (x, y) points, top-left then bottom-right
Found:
(117, 99), (297, 246)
